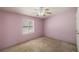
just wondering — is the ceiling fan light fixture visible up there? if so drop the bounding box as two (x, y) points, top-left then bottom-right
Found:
(35, 7), (52, 16)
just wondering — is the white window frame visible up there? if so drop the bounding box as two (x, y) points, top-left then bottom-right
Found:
(22, 19), (34, 34)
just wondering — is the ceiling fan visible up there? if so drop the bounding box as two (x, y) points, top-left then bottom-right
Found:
(35, 7), (52, 16)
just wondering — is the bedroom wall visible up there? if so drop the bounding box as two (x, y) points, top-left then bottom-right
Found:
(0, 15), (2, 40)
(0, 11), (43, 49)
(44, 7), (77, 44)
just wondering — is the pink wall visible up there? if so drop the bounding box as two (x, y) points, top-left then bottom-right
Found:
(44, 8), (77, 44)
(0, 11), (43, 49)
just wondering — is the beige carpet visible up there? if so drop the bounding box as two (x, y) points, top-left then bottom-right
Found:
(1, 37), (77, 52)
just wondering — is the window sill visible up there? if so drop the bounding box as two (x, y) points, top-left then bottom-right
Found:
(22, 32), (34, 35)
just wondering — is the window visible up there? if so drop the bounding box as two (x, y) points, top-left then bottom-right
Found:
(22, 19), (34, 34)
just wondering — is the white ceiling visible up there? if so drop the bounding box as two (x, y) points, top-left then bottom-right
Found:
(0, 7), (70, 17)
